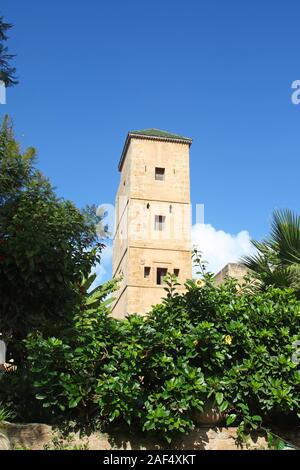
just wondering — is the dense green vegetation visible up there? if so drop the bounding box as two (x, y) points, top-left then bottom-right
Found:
(0, 117), (102, 362)
(0, 115), (299, 444)
(1, 271), (299, 443)
(0, 9), (299, 449)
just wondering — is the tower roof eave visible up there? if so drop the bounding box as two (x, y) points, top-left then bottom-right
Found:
(118, 128), (193, 171)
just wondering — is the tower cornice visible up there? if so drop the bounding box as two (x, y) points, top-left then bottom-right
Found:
(118, 129), (192, 171)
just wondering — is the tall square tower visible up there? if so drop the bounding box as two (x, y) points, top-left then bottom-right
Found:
(112, 129), (192, 318)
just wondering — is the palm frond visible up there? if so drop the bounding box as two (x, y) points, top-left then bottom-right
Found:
(241, 209), (300, 293)
(86, 277), (119, 308)
(271, 209), (300, 265)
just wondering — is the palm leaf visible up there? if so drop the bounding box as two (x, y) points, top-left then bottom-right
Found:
(241, 209), (300, 293)
(271, 209), (300, 265)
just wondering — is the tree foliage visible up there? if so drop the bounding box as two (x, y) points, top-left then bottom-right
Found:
(0, 116), (101, 359)
(0, 16), (18, 87)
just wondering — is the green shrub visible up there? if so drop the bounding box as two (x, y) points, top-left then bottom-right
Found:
(0, 367), (46, 423)
(0, 117), (102, 362)
(14, 273), (300, 442)
(0, 402), (15, 422)
(23, 277), (119, 424)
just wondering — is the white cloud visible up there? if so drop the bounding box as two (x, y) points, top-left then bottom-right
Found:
(191, 223), (255, 276)
(89, 225), (255, 287)
(90, 244), (113, 290)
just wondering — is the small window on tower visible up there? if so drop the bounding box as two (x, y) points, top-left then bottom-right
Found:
(144, 267), (151, 278)
(174, 269), (180, 277)
(157, 267), (168, 285)
(155, 215), (166, 231)
(155, 167), (165, 181)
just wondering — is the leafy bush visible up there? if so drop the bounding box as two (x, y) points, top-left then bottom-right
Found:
(24, 276), (119, 425)
(0, 116), (102, 361)
(0, 402), (15, 422)
(0, 366), (46, 423)
(20, 272), (300, 442)
(181, 276), (300, 438)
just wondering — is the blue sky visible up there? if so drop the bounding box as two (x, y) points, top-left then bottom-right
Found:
(1, 0), (300, 279)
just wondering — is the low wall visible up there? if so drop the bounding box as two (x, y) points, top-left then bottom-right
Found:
(1, 421), (299, 450)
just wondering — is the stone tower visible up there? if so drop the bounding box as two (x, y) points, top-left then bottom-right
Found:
(112, 129), (192, 318)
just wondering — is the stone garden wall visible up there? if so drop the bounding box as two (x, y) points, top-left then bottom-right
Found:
(1, 421), (299, 450)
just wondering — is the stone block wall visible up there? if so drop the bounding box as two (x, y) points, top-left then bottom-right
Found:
(1, 422), (299, 450)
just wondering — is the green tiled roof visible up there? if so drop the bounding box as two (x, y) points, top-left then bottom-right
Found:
(119, 128), (192, 170)
(129, 128), (192, 142)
